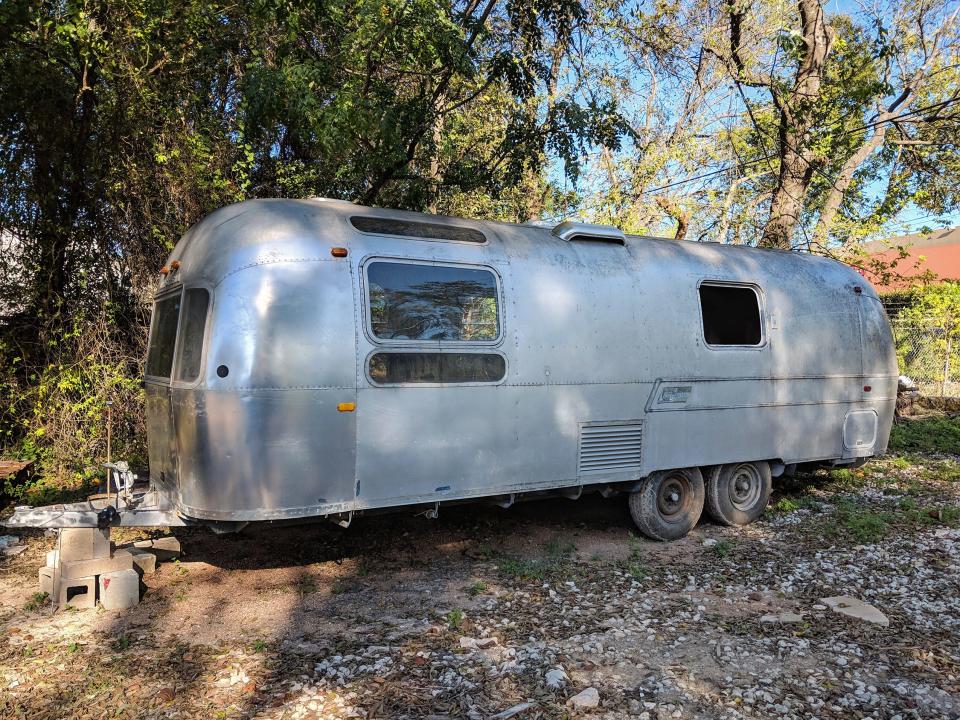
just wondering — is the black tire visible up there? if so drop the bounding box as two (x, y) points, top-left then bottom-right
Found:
(705, 461), (772, 526)
(628, 468), (705, 541)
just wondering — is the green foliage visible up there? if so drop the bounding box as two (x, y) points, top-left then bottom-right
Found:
(711, 539), (736, 558)
(1, 314), (145, 502)
(446, 608), (464, 630)
(890, 283), (960, 391)
(111, 634), (133, 652)
(498, 556), (549, 581)
(890, 416), (960, 455)
(24, 592), (49, 611)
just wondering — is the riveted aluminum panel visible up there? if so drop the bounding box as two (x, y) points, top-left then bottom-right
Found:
(172, 257), (358, 520)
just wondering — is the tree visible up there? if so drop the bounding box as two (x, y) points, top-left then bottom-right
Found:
(0, 0), (626, 481)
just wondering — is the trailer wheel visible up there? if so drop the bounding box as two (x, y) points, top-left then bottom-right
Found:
(705, 461), (772, 526)
(628, 468), (705, 541)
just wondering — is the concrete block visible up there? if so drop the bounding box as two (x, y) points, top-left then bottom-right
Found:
(58, 574), (96, 609)
(99, 569), (140, 610)
(60, 548), (134, 580)
(132, 536), (181, 561)
(38, 566), (54, 596)
(58, 528), (111, 562)
(131, 551), (157, 575)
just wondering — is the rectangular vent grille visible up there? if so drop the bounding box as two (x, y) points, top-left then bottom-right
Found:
(578, 421), (643, 476)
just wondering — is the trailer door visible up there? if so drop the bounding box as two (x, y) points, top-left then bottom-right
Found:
(355, 259), (513, 506)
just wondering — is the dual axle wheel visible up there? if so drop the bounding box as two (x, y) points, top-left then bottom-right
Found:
(628, 461), (772, 541)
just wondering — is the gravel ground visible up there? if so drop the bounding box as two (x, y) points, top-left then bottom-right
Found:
(1, 453), (959, 720)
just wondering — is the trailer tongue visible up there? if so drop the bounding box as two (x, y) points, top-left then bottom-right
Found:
(4, 491), (185, 529)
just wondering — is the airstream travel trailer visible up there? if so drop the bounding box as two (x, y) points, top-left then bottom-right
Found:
(7, 198), (897, 541)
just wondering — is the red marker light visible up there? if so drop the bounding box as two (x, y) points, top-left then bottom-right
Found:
(863, 385), (872, 392)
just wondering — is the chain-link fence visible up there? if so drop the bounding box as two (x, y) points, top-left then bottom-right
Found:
(890, 318), (960, 397)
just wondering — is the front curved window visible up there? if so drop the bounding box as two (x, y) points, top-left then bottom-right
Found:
(146, 293), (181, 378)
(145, 287), (210, 381)
(174, 288), (210, 381)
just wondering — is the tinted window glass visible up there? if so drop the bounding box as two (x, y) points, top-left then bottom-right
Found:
(699, 284), (762, 346)
(146, 294), (181, 377)
(351, 216), (485, 244)
(369, 353), (506, 384)
(368, 262), (498, 341)
(174, 288), (210, 381)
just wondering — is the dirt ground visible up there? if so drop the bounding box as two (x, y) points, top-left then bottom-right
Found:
(1, 453), (959, 720)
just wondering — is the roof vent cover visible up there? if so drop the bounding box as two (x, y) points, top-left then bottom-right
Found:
(552, 220), (626, 245)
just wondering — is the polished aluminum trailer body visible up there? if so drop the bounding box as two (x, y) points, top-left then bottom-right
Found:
(121, 197), (897, 526)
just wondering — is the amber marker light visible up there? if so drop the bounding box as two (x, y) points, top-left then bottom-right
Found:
(337, 402), (356, 412)
(331, 247), (349, 257)
(160, 265), (170, 275)
(171, 260), (181, 270)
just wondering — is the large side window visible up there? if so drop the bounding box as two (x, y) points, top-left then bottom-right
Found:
(146, 293), (182, 378)
(367, 262), (499, 341)
(174, 288), (210, 382)
(369, 352), (506, 384)
(699, 283), (763, 346)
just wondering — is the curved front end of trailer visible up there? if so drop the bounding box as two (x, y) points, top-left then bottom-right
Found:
(143, 201), (361, 525)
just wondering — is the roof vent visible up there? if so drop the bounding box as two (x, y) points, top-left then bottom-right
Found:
(552, 220), (626, 245)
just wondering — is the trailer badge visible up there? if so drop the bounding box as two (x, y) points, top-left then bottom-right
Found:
(660, 386), (692, 404)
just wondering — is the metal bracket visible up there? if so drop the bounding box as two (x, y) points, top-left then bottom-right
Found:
(494, 493), (516, 509)
(329, 511), (353, 529)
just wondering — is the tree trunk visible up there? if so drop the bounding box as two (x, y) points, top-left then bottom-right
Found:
(761, 144), (814, 249)
(656, 196), (690, 241)
(758, 0), (834, 250)
(427, 91), (446, 214)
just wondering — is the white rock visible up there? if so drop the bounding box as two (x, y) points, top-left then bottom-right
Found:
(702, 538), (718, 547)
(567, 687), (600, 710)
(820, 596), (889, 626)
(760, 612), (805, 624)
(545, 668), (568, 688)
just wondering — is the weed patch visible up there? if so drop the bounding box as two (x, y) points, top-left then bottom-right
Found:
(447, 608), (464, 630)
(24, 592), (48, 611)
(711, 539), (737, 558)
(890, 416), (960, 455)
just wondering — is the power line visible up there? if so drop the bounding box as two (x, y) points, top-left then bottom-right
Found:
(631, 95), (960, 198)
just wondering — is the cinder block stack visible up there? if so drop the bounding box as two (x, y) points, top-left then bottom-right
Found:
(38, 528), (177, 609)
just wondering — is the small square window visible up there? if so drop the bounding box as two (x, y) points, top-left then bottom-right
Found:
(699, 283), (762, 346)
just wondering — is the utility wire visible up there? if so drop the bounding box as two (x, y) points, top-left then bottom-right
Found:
(632, 95), (960, 198)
